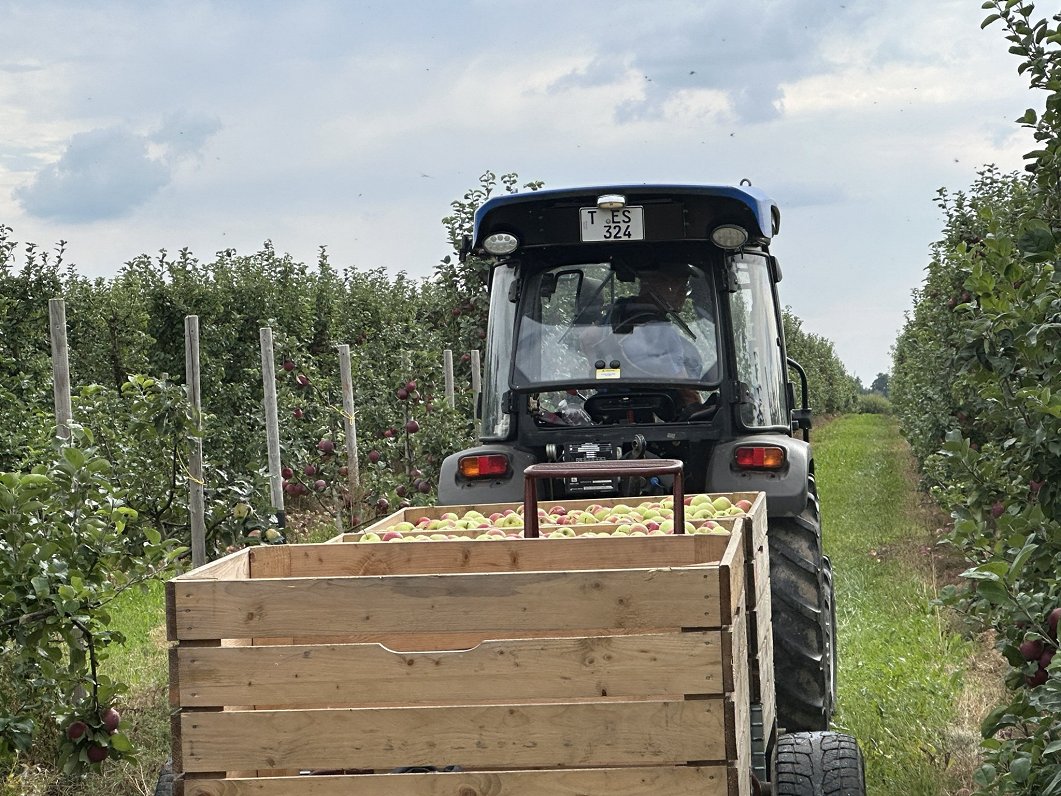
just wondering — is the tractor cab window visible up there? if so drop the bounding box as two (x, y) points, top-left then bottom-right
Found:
(727, 251), (787, 429)
(510, 261), (720, 390)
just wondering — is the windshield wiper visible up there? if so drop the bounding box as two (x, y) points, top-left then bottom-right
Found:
(643, 288), (697, 340)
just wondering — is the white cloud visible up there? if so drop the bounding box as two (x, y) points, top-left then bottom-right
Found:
(13, 114), (221, 223)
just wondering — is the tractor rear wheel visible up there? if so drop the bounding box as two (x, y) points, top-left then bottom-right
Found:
(769, 488), (835, 731)
(773, 731), (866, 795)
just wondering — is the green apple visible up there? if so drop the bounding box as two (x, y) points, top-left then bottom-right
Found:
(711, 496), (733, 511)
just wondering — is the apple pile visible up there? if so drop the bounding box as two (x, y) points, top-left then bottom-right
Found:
(357, 494), (752, 542)
(1020, 606), (1060, 687)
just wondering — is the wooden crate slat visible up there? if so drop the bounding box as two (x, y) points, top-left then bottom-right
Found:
(178, 700), (729, 773)
(179, 764), (732, 796)
(751, 582), (775, 736)
(728, 593), (752, 796)
(285, 534), (730, 577)
(169, 566), (727, 641)
(175, 630), (726, 708)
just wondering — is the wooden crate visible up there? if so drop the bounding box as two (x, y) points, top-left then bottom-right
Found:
(167, 526), (760, 795)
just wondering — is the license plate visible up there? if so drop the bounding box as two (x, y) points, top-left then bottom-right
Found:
(580, 207), (644, 242)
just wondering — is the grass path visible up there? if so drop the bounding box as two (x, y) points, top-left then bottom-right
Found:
(816, 414), (975, 795)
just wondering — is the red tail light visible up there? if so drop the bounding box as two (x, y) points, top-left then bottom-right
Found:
(458, 454), (511, 479)
(734, 445), (786, 470)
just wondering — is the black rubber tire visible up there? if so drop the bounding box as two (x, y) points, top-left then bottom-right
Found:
(153, 760), (173, 796)
(774, 731), (866, 795)
(769, 489), (836, 731)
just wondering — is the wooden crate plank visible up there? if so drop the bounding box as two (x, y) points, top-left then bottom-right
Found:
(248, 545), (291, 578)
(717, 526), (744, 626)
(742, 502), (769, 609)
(752, 583), (775, 736)
(170, 548), (251, 582)
(284, 535), (731, 578)
(178, 700), (729, 773)
(174, 631), (727, 708)
(180, 764), (732, 796)
(728, 586), (752, 796)
(169, 567), (726, 640)
(167, 552), (249, 642)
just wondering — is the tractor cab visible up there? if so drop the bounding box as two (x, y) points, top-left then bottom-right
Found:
(441, 184), (804, 509)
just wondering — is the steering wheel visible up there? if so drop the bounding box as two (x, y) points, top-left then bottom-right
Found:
(612, 309), (663, 334)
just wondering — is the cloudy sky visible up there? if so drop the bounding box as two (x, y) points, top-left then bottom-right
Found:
(0, 1), (1039, 383)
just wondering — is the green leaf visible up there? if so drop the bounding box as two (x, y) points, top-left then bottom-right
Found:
(62, 447), (86, 469)
(1011, 754), (1031, 782)
(981, 703), (1009, 736)
(962, 561), (1010, 581)
(983, 12), (1003, 28)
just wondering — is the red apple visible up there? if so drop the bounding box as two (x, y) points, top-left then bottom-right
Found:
(66, 720), (88, 741)
(314, 479), (327, 491)
(293, 407), (304, 419)
(282, 359), (296, 372)
(303, 464), (317, 477)
(86, 743), (109, 763)
(1048, 607), (1060, 641)
(381, 531), (404, 541)
(100, 706), (121, 732)
(296, 373), (310, 387)
(317, 438), (335, 455)
(281, 466), (294, 479)
(1019, 639), (1045, 661)
(368, 450), (381, 463)
(1026, 667), (1049, 687)
(396, 388), (409, 400)
(405, 419), (420, 433)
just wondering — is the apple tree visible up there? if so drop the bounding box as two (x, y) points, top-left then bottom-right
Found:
(893, 3), (1061, 792)
(0, 427), (183, 772)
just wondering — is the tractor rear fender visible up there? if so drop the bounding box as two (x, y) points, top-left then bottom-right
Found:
(706, 434), (811, 518)
(438, 444), (534, 505)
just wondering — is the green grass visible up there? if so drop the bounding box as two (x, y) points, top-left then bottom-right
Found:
(817, 414), (973, 795)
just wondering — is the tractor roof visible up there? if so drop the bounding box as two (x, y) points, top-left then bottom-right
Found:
(471, 184), (780, 253)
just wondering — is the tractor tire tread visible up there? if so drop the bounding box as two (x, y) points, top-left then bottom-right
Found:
(774, 731), (866, 796)
(769, 493), (834, 732)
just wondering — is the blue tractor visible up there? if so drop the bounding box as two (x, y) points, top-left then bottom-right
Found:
(439, 184), (836, 737)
